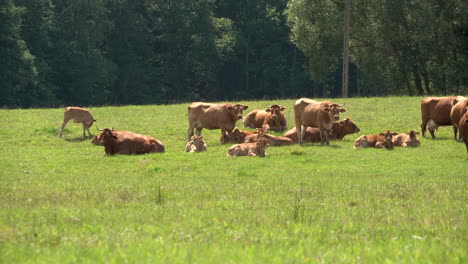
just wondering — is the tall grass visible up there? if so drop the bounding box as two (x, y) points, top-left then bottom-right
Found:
(0, 97), (466, 263)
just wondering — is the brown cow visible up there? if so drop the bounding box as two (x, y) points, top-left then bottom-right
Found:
(245, 131), (294, 146)
(450, 96), (468, 140)
(188, 102), (248, 143)
(243, 104), (287, 131)
(392, 130), (420, 147)
(224, 128), (259, 143)
(227, 137), (269, 157)
(294, 98), (347, 145)
(185, 136), (207, 153)
(97, 128), (165, 155)
(284, 118), (360, 143)
(59, 107), (96, 138)
(459, 107), (468, 152)
(354, 130), (398, 149)
(421, 96), (458, 138)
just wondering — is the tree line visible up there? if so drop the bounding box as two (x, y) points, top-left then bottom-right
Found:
(1, 0), (466, 108)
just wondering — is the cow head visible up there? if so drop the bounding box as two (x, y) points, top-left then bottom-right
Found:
(324, 103), (347, 120)
(190, 135), (205, 148)
(225, 129), (244, 143)
(97, 128), (117, 143)
(340, 118), (360, 133)
(379, 130), (398, 149)
(265, 104), (286, 121)
(228, 104), (249, 120)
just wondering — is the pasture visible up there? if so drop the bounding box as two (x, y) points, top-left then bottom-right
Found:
(0, 96), (466, 263)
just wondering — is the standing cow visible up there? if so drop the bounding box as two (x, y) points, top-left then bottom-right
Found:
(294, 98), (347, 145)
(458, 107), (468, 153)
(450, 96), (468, 140)
(421, 96), (458, 138)
(188, 102), (248, 143)
(243, 104), (287, 131)
(59, 107), (96, 138)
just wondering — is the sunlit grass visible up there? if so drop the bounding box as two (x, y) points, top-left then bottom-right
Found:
(0, 97), (466, 263)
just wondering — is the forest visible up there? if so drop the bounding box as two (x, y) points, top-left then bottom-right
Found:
(1, 0), (467, 108)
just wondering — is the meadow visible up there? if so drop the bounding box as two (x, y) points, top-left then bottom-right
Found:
(0, 96), (466, 263)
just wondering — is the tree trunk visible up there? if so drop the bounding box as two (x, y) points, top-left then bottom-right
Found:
(413, 66), (424, 95)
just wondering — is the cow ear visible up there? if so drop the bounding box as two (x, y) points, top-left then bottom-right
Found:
(280, 106), (286, 111)
(379, 133), (385, 136)
(392, 133), (398, 136)
(199, 136), (203, 139)
(243, 105), (249, 110)
(414, 132), (420, 134)
(323, 108), (330, 112)
(227, 106), (234, 111)
(265, 108), (271, 112)
(452, 98), (459, 105)
(339, 108), (347, 113)
(339, 121), (345, 125)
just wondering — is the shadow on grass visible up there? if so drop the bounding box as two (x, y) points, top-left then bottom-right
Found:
(65, 137), (92, 142)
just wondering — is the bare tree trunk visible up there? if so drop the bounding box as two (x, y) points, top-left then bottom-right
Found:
(413, 66), (424, 95)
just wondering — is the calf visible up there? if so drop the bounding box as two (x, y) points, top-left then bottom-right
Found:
(245, 131), (294, 146)
(392, 130), (421, 147)
(227, 137), (269, 157)
(185, 136), (207, 153)
(458, 107), (468, 153)
(354, 130), (398, 150)
(224, 128), (257, 144)
(284, 118), (360, 143)
(59, 107), (96, 138)
(98, 128), (165, 155)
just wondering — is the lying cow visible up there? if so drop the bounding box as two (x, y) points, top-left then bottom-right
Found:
(459, 107), (468, 152)
(244, 130), (294, 146)
(185, 136), (207, 153)
(59, 106), (96, 138)
(97, 128), (165, 155)
(188, 102), (248, 143)
(294, 98), (346, 145)
(392, 130), (420, 147)
(243, 104), (287, 131)
(354, 130), (398, 150)
(450, 96), (468, 140)
(223, 128), (260, 144)
(227, 137), (269, 157)
(421, 96), (458, 138)
(284, 118), (360, 143)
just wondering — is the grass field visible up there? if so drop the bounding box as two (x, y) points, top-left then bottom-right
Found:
(0, 96), (466, 263)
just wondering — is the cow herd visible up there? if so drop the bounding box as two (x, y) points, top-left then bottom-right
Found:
(59, 96), (468, 156)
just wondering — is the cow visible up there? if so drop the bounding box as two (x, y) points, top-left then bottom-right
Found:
(59, 107), (96, 138)
(421, 96), (458, 138)
(97, 128), (165, 155)
(392, 130), (421, 147)
(294, 98), (347, 145)
(284, 118), (360, 143)
(459, 107), (468, 153)
(353, 130), (398, 150)
(188, 102), (248, 143)
(244, 129), (294, 146)
(450, 96), (468, 140)
(185, 135), (207, 153)
(243, 104), (287, 131)
(224, 128), (259, 144)
(227, 137), (269, 157)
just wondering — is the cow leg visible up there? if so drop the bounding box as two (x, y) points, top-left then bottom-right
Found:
(429, 127), (436, 139)
(187, 126), (195, 141)
(452, 124), (458, 141)
(220, 129), (227, 144)
(421, 120), (427, 138)
(196, 128), (202, 136)
(82, 123), (92, 138)
(59, 118), (70, 137)
(375, 142), (384, 148)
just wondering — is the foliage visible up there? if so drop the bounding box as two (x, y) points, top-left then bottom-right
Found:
(0, 97), (467, 263)
(0, 0), (466, 108)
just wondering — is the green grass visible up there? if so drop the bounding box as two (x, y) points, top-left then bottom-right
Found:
(0, 97), (466, 263)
